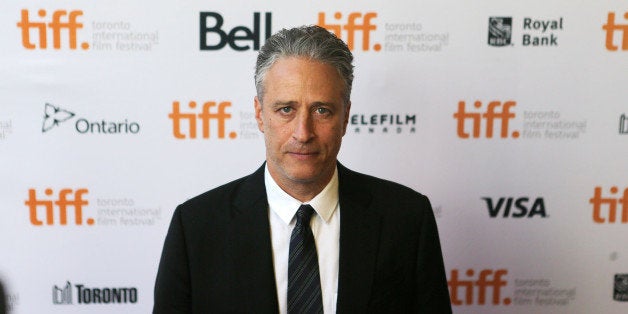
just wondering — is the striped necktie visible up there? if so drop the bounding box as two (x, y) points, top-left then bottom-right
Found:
(287, 204), (323, 313)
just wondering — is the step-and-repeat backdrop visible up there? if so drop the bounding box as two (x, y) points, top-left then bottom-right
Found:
(1, 0), (627, 313)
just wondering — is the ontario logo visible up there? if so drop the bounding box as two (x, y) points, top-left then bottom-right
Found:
(318, 12), (381, 52)
(42, 103), (140, 134)
(17, 9), (89, 50)
(53, 281), (138, 305)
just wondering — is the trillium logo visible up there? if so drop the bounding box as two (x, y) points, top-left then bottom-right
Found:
(42, 103), (75, 132)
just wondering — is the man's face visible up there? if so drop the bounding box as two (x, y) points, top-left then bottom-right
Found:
(255, 57), (350, 195)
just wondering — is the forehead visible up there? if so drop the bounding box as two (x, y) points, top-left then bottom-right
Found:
(262, 57), (344, 100)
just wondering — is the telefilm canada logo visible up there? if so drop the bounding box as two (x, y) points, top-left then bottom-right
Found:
(52, 281), (138, 305)
(42, 103), (140, 135)
(348, 113), (417, 134)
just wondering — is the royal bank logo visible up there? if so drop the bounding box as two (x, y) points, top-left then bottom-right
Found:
(52, 281), (138, 305)
(41, 103), (140, 135)
(488, 17), (512, 46)
(620, 114), (628, 134)
(615, 274), (628, 302)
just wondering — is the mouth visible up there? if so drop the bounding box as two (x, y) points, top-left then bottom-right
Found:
(287, 151), (319, 160)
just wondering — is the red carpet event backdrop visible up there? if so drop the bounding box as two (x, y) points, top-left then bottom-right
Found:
(1, 0), (627, 313)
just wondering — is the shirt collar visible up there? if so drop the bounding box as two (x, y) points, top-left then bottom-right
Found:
(265, 165), (339, 225)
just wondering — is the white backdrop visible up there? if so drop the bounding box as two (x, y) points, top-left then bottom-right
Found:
(2, 0), (628, 313)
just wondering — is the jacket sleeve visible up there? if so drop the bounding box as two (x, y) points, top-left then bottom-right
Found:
(153, 206), (192, 314)
(414, 195), (452, 313)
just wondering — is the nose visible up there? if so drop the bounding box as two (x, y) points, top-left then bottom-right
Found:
(292, 111), (315, 143)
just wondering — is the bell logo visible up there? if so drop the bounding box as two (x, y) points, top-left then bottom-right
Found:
(16, 9), (89, 50)
(454, 100), (519, 139)
(25, 188), (93, 226)
(448, 269), (511, 306)
(199, 12), (272, 51)
(317, 12), (381, 51)
(602, 12), (628, 51)
(169, 101), (237, 139)
(590, 186), (628, 223)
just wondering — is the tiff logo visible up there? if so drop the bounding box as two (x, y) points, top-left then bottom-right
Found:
(25, 188), (93, 226)
(454, 100), (519, 139)
(318, 12), (381, 51)
(448, 269), (511, 306)
(603, 12), (628, 51)
(169, 101), (237, 139)
(590, 186), (628, 223)
(17, 9), (89, 50)
(53, 281), (72, 304)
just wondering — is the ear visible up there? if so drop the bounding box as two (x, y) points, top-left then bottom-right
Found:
(341, 101), (351, 136)
(254, 96), (264, 133)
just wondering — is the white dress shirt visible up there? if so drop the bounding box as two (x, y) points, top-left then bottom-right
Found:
(265, 165), (340, 314)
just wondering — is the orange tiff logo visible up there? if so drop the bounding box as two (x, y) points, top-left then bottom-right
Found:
(17, 9), (88, 50)
(590, 186), (628, 223)
(25, 188), (93, 226)
(318, 12), (381, 51)
(169, 101), (237, 139)
(454, 100), (519, 139)
(448, 269), (511, 306)
(603, 12), (628, 51)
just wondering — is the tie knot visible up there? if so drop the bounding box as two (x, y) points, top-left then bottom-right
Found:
(296, 204), (315, 223)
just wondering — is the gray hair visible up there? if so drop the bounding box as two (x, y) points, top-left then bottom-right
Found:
(254, 25), (354, 105)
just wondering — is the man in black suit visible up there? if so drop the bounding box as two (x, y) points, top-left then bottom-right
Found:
(154, 25), (451, 313)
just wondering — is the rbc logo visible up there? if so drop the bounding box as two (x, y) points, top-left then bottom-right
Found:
(16, 9), (89, 50)
(25, 188), (93, 226)
(169, 101), (237, 139)
(318, 12), (381, 51)
(454, 100), (519, 139)
(448, 269), (511, 306)
(200, 12), (272, 51)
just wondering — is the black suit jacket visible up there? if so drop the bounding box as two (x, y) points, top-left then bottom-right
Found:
(154, 163), (451, 313)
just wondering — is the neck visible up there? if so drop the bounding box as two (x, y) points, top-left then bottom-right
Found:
(267, 166), (335, 203)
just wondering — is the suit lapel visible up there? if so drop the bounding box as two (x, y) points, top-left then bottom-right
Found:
(336, 164), (382, 313)
(229, 165), (279, 313)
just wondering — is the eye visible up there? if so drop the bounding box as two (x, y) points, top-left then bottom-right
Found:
(315, 107), (331, 115)
(279, 107), (293, 114)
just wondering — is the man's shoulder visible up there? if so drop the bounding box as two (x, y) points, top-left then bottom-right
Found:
(177, 165), (265, 214)
(339, 164), (427, 200)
